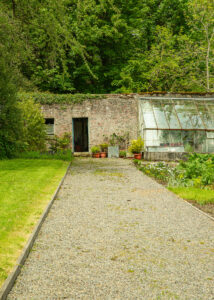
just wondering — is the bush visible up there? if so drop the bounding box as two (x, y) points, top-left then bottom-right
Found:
(19, 97), (46, 151)
(103, 132), (130, 149)
(48, 133), (71, 152)
(119, 150), (126, 157)
(99, 143), (108, 152)
(129, 137), (144, 154)
(137, 153), (214, 189)
(91, 146), (100, 154)
(15, 150), (73, 161)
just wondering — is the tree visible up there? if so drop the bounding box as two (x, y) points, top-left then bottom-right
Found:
(0, 10), (23, 158)
(188, 0), (214, 91)
(19, 97), (46, 151)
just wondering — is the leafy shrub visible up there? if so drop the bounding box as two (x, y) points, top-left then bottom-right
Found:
(137, 153), (214, 189)
(91, 146), (100, 154)
(103, 132), (130, 149)
(48, 133), (71, 152)
(15, 150), (73, 161)
(19, 97), (46, 151)
(178, 153), (214, 187)
(119, 150), (126, 157)
(99, 143), (108, 152)
(129, 137), (144, 154)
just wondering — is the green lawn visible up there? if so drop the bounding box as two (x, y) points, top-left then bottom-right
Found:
(0, 159), (69, 287)
(168, 187), (214, 205)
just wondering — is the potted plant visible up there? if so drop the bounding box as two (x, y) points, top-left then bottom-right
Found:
(99, 143), (108, 158)
(129, 137), (144, 160)
(91, 146), (100, 158)
(119, 150), (126, 158)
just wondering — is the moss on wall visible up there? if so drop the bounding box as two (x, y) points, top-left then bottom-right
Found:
(18, 92), (106, 105)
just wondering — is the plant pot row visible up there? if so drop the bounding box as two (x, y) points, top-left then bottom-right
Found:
(92, 152), (142, 160)
(92, 152), (107, 158)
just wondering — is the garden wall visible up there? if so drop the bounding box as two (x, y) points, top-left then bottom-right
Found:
(41, 94), (138, 151)
(144, 152), (188, 161)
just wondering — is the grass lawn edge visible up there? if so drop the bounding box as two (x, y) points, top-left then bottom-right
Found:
(0, 162), (71, 300)
(166, 187), (214, 222)
(135, 161), (214, 220)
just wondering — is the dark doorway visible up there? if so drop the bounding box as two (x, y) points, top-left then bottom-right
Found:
(73, 118), (89, 152)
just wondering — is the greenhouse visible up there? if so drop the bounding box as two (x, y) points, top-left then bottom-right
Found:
(139, 97), (214, 153)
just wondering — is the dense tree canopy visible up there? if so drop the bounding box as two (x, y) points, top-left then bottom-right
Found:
(0, 0), (214, 94)
(0, 8), (23, 158)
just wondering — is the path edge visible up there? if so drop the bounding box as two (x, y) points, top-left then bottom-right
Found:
(0, 162), (71, 300)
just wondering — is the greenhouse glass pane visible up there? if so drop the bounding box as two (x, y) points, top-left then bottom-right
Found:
(145, 130), (159, 146)
(140, 101), (157, 128)
(190, 114), (204, 129)
(183, 101), (198, 113)
(205, 103), (214, 129)
(163, 101), (181, 129)
(207, 139), (214, 153)
(194, 131), (207, 152)
(151, 100), (169, 129)
(177, 101), (204, 129)
(206, 119), (214, 129)
(170, 131), (182, 146)
(196, 102), (214, 129)
(206, 103), (214, 113)
(174, 101), (194, 129)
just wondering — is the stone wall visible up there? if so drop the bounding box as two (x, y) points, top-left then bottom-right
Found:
(41, 95), (138, 151)
(144, 152), (188, 162)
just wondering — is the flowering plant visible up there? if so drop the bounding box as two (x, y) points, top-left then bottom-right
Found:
(129, 137), (144, 154)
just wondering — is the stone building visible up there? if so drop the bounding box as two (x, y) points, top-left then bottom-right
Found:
(41, 93), (214, 157)
(41, 94), (138, 153)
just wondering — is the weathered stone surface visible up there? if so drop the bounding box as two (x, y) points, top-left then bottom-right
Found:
(41, 95), (138, 151)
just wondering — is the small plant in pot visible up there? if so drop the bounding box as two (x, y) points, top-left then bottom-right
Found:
(119, 150), (126, 158)
(99, 143), (108, 158)
(129, 137), (144, 160)
(91, 145), (100, 158)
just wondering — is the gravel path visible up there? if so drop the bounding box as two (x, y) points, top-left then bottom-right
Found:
(8, 158), (214, 300)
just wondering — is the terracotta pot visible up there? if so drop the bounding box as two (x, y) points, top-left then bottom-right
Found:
(100, 152), (107, 158)
(134, 153), (142, 160)
(92, 153), (100, 158)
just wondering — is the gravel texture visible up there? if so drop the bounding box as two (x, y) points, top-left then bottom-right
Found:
(8, 158), (214, 300)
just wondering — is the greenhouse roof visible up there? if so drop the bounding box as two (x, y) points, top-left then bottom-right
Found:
(139, 97), (214, 131)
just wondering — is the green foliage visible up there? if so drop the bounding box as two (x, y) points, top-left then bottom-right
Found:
(15, 150), (73, 161)
(18, 92), (105, 104)
(129, 137), (144, 154)
(48, 133), (71, 152)
(119, 150), (126, 158)
(138, 153), (214, 189)
(169, 187), (214, 205)
(99, 143), (108, 152)
(91, 146), (100, 154)
(104, 132), (130, 149)
(1, 0), (214, 93)
(19, 97), (46, 151)
(138, 162), (176, 183)
(178, 153), (214, 186)
(0, 10), (23, 158)
(0, 159), (68, 285)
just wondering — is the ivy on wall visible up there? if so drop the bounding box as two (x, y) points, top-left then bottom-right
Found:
(18, 92), (106, 105)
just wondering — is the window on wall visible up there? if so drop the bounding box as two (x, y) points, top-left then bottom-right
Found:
(45, 118), (54, 135)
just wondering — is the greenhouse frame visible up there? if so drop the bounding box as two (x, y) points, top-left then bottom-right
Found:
(139, 97), (214, 153)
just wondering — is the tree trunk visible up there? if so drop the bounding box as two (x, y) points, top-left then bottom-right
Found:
(206, 39), (210, 92)
(12, 0), (16, 18)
